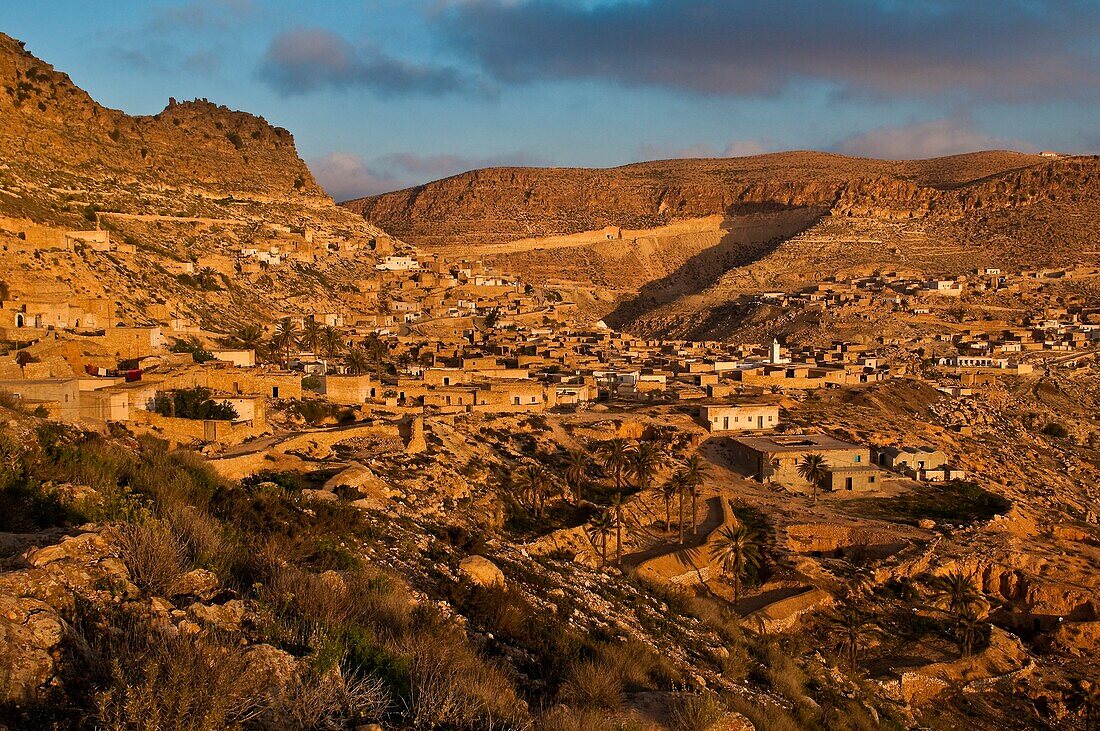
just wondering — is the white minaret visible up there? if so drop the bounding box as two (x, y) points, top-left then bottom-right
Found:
(770, 338), (788, 364)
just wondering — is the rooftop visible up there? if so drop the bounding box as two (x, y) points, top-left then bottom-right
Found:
(731, 433), (863, 453)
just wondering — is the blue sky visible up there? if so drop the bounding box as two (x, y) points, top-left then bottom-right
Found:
(2, 1), (1098, 199)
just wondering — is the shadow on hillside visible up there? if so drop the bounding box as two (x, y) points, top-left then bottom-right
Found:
(602, 207), (826, 330)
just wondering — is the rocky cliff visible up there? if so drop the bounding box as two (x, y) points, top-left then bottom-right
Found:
(343, 150), (1060, 249)
(0, 32), (325, 218)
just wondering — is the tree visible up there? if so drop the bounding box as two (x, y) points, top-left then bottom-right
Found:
(952, 603), (986, 657)
(671, 470), (689, 544)
(587, 510), (615, 568)
(660, 477), (679, 533)
(271, 317), (299, 366)
(710, 523), (761, 601)
(796, 453), (829, 503)
(821, 597), (879, 671)
(321, 326), (344, 360)
(565, 449), (589, 503)
(682, 454), (709, 535)
(344, 347), (370, 376)
(152, 387), (238, 421)
(194, 267), (221, 291)
(515, 463), (553, 518)
(610, 492), (625, 565)
(234, 324), (263, 350)
(300, 319), (323, 354)
(630, 441), (662, 493)
(363, 333), (389, 381)
(927, 570), (984, 616)
(599, 438), (631, 493)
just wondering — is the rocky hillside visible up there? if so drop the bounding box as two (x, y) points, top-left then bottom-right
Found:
(343, 150), (1051, 249)
(0, 32), (325, 219)
(0, 33), (396, 332)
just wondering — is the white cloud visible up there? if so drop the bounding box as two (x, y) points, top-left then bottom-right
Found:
(834, 118), (1037, 159)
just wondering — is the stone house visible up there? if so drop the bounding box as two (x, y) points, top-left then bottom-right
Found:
(698, 403), (779, 432)
(728, 433), (874, 492)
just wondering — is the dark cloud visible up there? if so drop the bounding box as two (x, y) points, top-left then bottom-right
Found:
(258, 27), (472, 96)
(435, 0), (1100, 102)
(309, 150), (550, 199)
(833, 118), (1036, 159)
(149, 0), (258, 33)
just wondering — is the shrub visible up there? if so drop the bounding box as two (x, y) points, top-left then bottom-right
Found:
(558, 660), (623, 710)
(302, 374), (322, 391)
(116, 518), (187, 596)
(153, 387), (237, 421)
(668, 690), (726, 731)
(169, 337), (214, 363)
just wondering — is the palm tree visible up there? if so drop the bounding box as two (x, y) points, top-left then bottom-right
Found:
(710, 523), (761, 601)
(599, 438), (631, 492)
(344, 347), (370, 376)
(610, 492), (625, 565)
(587, 510), (615, 568)
(300, 319), (323, 354)
(565, 449), (589, 503)
(927, 570), (984, 616)
(796, 453), (829, 503)
(195, 266), (220, 290)
(682, 454), (709, 535)
(603, 372), (619, 403)
(515, 463), (553, 517)
(271, 317), (299, 366)
(363, 333), (389, 381)
(660, 477), (679, 533)
(672, 470), (690, 544)
(630, 441), (662, 493)
(321, 326), (344, 360)
(234, 323), (263, 350)
(821, 597), (879, 671)
(952, 603), (986, 657)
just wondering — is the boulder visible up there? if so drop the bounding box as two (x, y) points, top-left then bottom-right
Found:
(186, 599), (245, 631)
(0, 597), (66, 703)
(172, 568), (221, 600)
(458, 555), (505, 589)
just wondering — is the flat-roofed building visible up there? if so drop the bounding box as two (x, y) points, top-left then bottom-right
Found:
(728, 433), (873, 492)
(698, 403), (779, 432)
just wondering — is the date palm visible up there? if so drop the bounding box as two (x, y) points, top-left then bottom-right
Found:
(344, 347), (370, 376)
(565, 449), (589, 503)
(630, 441), (662, 492)
(710, 523), (761, 601)
(927, 570), (984, 615)
(660, 476), (680, 533)
(821, 596), (879, 671)
(515, 462), (553, 518)
(952, 603), (986, 657)
(300, 319), (323, 354)
(610, 491), (625, 564)
(271, 317), (299, 366)
(670, 470), (689, 544)
(321, 326), (344, 360)
(587, 510), (615, 568)
(363, 332), (389, 381)
(796, 453), (829, 503)
(234, 323), (263, 350)
(682, 454), (709, 535)
(599, 438), (631, 492)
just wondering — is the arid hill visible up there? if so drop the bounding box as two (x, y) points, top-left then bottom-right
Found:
(346, 151), (1100, 339)
(343, 150), (1053, 248)
(0, 33), (394, 331)
(0, 32), (325, 220)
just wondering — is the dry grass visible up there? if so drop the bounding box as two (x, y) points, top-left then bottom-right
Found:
(115, 518), (187, 595)
(265, 666), (389, 730)
(558, 659), (623, 710)
(668, 690), (726, 731)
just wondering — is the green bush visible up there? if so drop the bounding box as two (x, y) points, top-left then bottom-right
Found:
(152, 387), (237, 421)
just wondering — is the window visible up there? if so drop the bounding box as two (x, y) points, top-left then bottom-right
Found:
(272, 386), (279, 398)
(854, 454), (861, 463)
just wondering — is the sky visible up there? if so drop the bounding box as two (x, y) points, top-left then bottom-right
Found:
(2, 1), (1098, 200)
